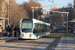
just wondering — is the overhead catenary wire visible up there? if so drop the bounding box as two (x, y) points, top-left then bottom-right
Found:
(49, 0), (56, 8)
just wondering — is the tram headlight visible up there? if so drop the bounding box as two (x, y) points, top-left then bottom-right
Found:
(22, 34), (24, 37)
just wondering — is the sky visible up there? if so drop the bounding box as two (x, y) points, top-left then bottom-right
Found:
(16, 0), (74, 11)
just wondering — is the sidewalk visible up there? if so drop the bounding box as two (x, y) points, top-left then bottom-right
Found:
(54, 37), (75, 50)
(0, 34), (18, 44)
(69, 32), (75, 37)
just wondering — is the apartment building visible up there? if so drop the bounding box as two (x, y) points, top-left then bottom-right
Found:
(0, 0), (8, 28)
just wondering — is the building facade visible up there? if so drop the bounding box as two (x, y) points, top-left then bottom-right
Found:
(50, 7), (73, 26)
(0, 0), (8, 28)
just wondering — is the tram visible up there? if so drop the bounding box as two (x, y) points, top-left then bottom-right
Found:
(20, 18), (50, 39)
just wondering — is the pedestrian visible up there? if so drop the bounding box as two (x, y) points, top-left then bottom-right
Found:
(9, 27), (12, 37)
(6, 26), (12, 37)
(14, 26), (17, 37)
(2, 27), (6, 37)
(17, 25), (20, 37)
(0, 25), (2, 38)
(3, 29), (6, 37)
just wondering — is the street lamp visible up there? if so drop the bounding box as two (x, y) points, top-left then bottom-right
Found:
(66, 13), (69, 35)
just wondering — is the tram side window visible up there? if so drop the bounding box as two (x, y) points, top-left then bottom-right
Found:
(47, 26), (48, 32)
(40, 24), (43, 32)
(40, 24), (42, 32)
(48, 26), (50, 32)
(42, 25), (45, 32)
(42, 25), (44, 32)
(33, 23), (38, 33)
(45, 25), (47, 32)
(43, 25), (45, 32)
(39, 24), (41, 32)
(37, 24), (41, 33)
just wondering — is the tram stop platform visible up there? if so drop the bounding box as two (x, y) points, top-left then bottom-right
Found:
(55, 37), (75, 50)
(0, 36), (17, 44)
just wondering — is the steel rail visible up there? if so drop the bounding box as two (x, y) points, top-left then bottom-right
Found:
(46, 37), (61, 50)
(2, 38), (59, 50)
(2, 39), (34, 50)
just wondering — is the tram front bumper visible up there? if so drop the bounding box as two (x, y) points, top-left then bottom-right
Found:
(20, 33), (36, 39)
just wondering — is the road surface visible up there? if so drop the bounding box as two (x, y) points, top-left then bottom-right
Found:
(0, 37), (60, 50)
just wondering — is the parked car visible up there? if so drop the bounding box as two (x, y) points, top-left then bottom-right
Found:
(56, 26), (63, 30)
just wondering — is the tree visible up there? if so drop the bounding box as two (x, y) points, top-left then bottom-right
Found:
(0, 0), (2, 4)
(6, 0), (42, 28)
(67, 3), (72, 8)
(22, 0), (42, 19)
(0, 0), (3, 17)
(9, 0), (28, 28)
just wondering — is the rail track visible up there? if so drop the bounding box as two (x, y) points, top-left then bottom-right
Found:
(46, 38), (60, 50)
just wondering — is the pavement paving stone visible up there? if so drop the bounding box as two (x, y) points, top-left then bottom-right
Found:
(54, 37), (75, 50)
(8, 38), (56, 50)
(0, 37), (17, 44)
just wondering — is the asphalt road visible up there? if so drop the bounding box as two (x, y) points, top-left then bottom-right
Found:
(0, 37), (60, 50)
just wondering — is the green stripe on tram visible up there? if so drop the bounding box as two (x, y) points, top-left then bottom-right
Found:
(37, 22), (50, 26)
(34, 33), (37, 36)
(32, 34), (34, 36)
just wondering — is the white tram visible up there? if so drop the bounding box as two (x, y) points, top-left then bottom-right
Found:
(20, 18), (50, 39)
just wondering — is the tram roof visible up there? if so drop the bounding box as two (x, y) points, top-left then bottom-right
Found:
(33, 19), (50, 26)
(21, 18), (50, 26)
